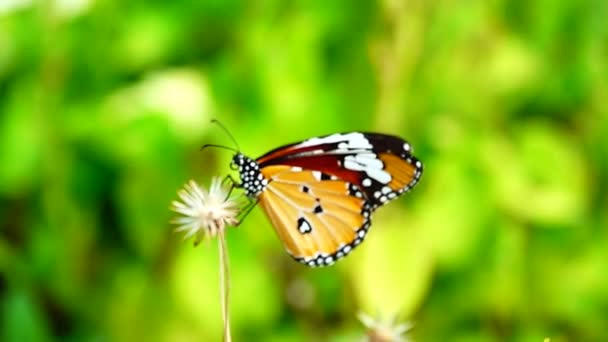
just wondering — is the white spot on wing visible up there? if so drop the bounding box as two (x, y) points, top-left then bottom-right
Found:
(343, 158), (363, 171)
(344, 155), (382, 170)
(343, 154), (390, 183)
(298, 219), (312, 234)
(298, 133), (372, 150)
(354, 152), (376, 159)
(312, 171), (322, 180)
(366, 168), (391, 184)
(354, 154), (383, 169)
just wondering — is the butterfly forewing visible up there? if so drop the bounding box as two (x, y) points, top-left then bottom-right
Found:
(257, 166), (371, 267)
(257, 132), (423, 209)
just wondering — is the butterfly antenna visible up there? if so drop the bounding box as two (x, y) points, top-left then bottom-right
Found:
(210, 119), (240, 151)
(200, 144), (238, 153)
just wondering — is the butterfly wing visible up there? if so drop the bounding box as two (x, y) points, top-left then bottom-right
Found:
(257, 165), (372, 267)
(257, 132), (423, 209)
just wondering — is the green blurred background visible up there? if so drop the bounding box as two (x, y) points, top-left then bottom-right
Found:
(1, 0), (607, 341)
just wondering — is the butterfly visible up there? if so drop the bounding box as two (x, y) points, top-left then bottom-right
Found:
(228, 132), (423, 267)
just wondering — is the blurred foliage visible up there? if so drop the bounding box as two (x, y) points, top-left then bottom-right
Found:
(0, 0), (607, 341)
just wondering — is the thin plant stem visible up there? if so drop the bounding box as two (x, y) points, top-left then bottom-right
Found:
(218, 229), (232, 342)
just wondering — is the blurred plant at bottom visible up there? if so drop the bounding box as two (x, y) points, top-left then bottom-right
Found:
(170, 177), (243, 342)
(358, 312), (413, 342)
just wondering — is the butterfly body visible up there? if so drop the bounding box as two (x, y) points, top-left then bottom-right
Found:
(232, 132), (422, 267)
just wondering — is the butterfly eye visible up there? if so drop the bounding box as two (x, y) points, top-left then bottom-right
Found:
(230, 161), (238, 171)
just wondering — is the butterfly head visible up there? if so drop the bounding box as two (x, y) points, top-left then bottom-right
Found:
(232, 153), (268, 198)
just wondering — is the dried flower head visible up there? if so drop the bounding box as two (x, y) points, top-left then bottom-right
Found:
(170, 177), (241, 341)
(358, 312), (413, 342)
(171, 178), (240, 245)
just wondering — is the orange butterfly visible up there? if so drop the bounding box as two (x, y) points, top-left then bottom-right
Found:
(228, 132), (423, 267)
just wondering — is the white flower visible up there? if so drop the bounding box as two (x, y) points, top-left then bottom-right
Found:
(171, 178), (240, 245)
(358, 312), (413, 342)
(171, 177), (239, 341)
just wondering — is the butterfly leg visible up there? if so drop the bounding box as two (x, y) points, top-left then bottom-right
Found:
(221, 174), (242, 200)
(220, 174), (258, 225)
(222, 174), (241, 188)
(235, 198), (259, 226)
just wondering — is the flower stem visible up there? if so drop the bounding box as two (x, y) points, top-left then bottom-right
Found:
(218, 229), (232, 342)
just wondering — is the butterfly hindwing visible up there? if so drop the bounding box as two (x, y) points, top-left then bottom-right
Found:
(257, 165), (372, 267)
